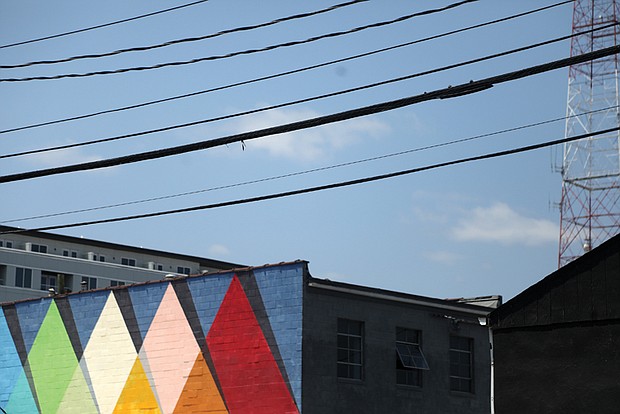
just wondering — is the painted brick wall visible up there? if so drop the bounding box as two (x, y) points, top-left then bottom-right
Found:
(0, 262), (305, 414)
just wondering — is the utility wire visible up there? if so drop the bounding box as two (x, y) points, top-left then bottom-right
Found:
(3, 105), (615, 226)
(0, 0), (210, 50)
(1, 0), (367, 69)
(2, 126), (617, 235)
(0, 0), (478, 82)
(0, 0), (571, 135)
(3, 23), (607, 159)
(0, 44), (617, 185)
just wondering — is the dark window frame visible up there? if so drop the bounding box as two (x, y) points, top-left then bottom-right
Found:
(396, 327), (429, 387)
(121, 257), (136, 267)
(337, 318), (364, 381)
(31, 243), (48, 254)
(81, 276), (97, 290)
(15, 267), (32, 288)
(40, 274), (57, 291)
(449, 335), (474, 393)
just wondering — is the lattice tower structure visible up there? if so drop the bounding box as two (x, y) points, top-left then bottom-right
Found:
(559, 0), (620, 267)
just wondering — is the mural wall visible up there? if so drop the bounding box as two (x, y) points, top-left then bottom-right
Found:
(0, 262), (304, 414)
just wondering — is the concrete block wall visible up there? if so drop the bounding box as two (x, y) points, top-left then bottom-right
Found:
(0, 262), (304, 414)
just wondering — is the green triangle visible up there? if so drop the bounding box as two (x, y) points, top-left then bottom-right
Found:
(5, 369), (39, 414)
(27, 300), (79, 414)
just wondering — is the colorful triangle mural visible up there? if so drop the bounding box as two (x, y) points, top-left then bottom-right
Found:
(128, 283), (168, 341)
(81, 292), (137, 414)
(56, 364), (98, 414)
(206, 276), (299, 414)
(186, 274), (233, 337)
(0, 309), (24, 409)
(113, 357), (161, 414)
(173, 352), (228, 414)
(15, 298), (51, 355)
(28, 300), (79, 414)
(69, 290), (109, 350)
(141, 284), (202, 414)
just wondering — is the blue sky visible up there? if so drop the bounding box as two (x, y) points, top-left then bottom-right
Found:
(1, 1), (575, 300)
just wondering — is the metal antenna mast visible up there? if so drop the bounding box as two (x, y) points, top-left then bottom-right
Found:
(559, 0), (620, 267)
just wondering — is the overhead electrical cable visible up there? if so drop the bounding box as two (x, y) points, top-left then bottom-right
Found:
(0, 0), (571, 135)
(0, 44), (617, 186)
(0, 0), (211, 50)
(0, 0), (479, 82)
(2, 126), (617, 235)
(4, 24), (609, 159)
(1, 0), (368, 69)
(0, 45), (618, 185)
(3, 105), (615, 226)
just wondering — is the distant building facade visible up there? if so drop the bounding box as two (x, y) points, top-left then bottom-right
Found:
(490, 233), (620, 413)
(0, 225), (241, 302)
(0, 261), (496, 413)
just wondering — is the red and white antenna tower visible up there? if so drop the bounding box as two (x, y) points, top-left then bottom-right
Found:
(558, 0), (620, 267)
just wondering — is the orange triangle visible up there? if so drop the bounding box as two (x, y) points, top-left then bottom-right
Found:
(173, 352), (228, 414)
(113, 357), (161, 414)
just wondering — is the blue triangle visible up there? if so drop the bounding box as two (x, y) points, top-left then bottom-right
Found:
(186, 273), (233, 336)
(254, 263), (304, 409)
(0, 309), (25, 409)
(15, 298), (51, 355)
(128, 282), (168, 340)
(68, 290), (110, 349)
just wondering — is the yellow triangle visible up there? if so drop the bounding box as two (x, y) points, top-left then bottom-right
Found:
(113, 357), (161, 414)
(173, 353), (228, 413)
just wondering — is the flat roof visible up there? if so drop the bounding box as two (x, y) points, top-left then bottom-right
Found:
(0, 225), (244, 270)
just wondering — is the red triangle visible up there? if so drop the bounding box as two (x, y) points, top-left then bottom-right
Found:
(206, 276), (298, 414)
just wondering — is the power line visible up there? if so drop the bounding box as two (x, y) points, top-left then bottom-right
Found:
(0, 0), (478, 82)
(4, 23), (606, 159)
(0, 0), (571, 135)
(1, 44), (617, 185)
(2, 126), (617, 235)
(1, 0), (367, 69)
(0, 0), (210, 50)
(3, 105), (615, 226)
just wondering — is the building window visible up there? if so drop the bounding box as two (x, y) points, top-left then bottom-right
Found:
(0, 266), (6, 286)
(81, 276), (97, 290)
(63, 250), (78, 258)
(30, 244), (48, 254)
(450, 335), (474, 393)
(157, 264), (163, 271)
(121, 258), (136, 267)
(337, 318), (363, 380)
(110, 280), (126, 287)
(396, 328), (429, 386)
(15, 268), (32, 288)
(177, 266), (191, 275)
(5, 241), (13, 248)
(40, 274), (57, 291)
(99, 255), (106, 262)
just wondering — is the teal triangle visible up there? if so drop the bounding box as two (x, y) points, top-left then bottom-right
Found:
(15, 299), (51, 354)
(68, 290), (109, 349)
(0, 309), (24, 408)
(128, 282), (168, 339)
(5, 369), (39, 414)
(186, 273), (233, 336)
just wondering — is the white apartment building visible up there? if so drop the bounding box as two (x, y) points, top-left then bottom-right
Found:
(0, 225), (242, 303)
